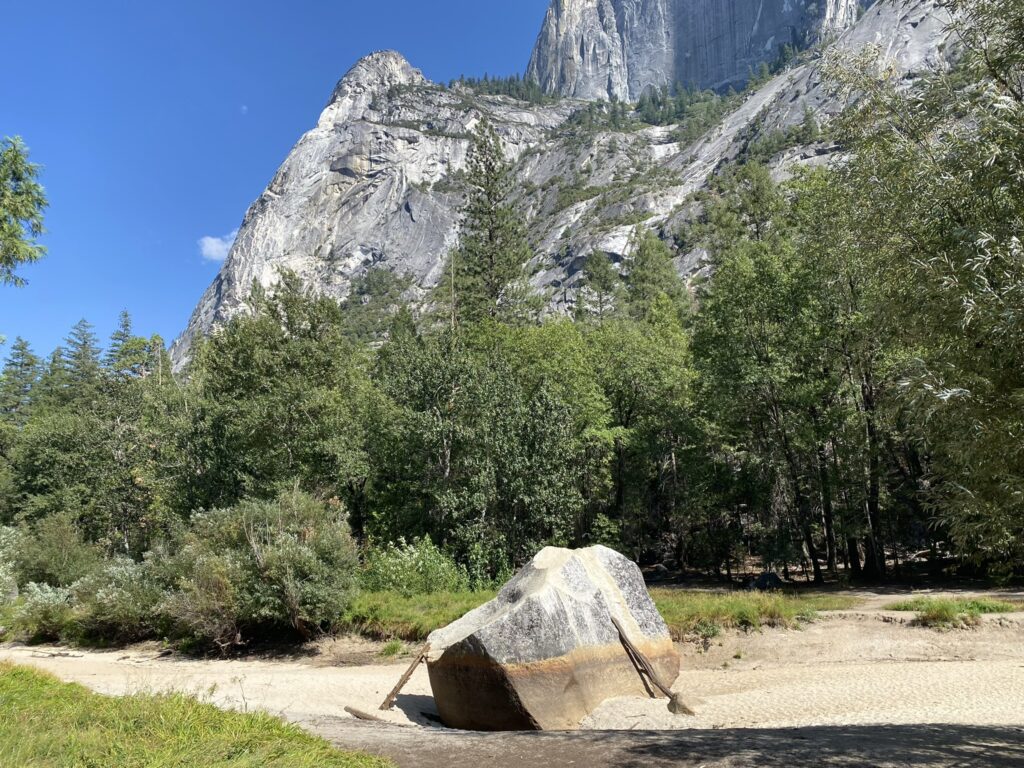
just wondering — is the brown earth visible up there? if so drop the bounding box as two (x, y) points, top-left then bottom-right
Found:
(2, 590), (1023, 767)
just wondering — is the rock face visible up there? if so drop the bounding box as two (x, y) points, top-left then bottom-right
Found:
(172, 1), (952, 367)
(526, 0), (865, 100)
(425, 545), (679, 731)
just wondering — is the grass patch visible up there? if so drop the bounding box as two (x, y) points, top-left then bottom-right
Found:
(885, 596), (1023, 628)
(341, 591), (496, 642)
(380, 639), (403, 658)
(650, 589), (859, 641)
(0, 662), (391, 768)
(341, 588), (858, 644)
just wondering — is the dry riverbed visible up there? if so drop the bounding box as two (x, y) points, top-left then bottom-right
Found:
(3, 590), (1023, 767)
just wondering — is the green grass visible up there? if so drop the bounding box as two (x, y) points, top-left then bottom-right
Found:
(341, 591), (496, 641)
(379, 639), (404, 658)
(0, 662), (392, 768)
(651, 589), (859, 640)
(341, 589), (858, 643)
(885, 596), (1023, 628)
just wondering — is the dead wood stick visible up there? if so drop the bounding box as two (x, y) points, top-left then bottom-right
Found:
(610, 616), (696, 716)
(378, 643), (430, 711)
(345, 705), (388, 723)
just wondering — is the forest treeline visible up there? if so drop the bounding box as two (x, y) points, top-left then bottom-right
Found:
(0, 0), (1021, 647)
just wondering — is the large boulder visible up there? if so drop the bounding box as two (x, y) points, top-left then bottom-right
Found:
(425, 545), (679, 731)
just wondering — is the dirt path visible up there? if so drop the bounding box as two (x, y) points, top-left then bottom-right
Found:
(3, 593), (1024, 767)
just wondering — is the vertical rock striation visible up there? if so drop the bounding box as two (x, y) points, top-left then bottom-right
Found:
(527, 0), (865, 100)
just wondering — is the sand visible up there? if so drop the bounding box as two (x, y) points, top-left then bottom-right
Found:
(3, 590), (1024, 767)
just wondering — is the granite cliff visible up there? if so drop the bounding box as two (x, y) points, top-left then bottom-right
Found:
(526, 0), (866, 100)
(172, 0), (952, 367)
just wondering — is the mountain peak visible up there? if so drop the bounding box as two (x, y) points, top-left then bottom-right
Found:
(330, 50), (425, 101)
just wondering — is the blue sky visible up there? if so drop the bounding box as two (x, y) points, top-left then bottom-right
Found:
(0, 0), (550, 358)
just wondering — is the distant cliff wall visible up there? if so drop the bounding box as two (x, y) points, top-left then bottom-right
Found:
(526, 0), (864, 100)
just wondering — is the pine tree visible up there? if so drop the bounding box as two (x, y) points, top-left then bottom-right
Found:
(0, 137), (48, 287)
(444, 120), (532, 325)
(0, 337), (41, 424)
(105, 310), (149, 377)
(577, 252), (622, 322)
(63, 319), (102, 387)
(624, 228), (687, 322)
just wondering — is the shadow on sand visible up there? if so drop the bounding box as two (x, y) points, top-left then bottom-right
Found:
(312, 720), (1024, 768)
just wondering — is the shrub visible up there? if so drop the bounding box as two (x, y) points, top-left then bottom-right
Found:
(360, 537), (469, 596)
(0, 527), (20, 603)
(13, 513), (101, 587)
(70, 557), (168, 644)
(163, 488), (359, 651)
(13, 583), (74, 642)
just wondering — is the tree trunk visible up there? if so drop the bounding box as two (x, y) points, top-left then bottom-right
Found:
(817, 442), (838, 575)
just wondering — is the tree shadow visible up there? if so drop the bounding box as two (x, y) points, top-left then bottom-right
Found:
(594, 724), (1024, 767)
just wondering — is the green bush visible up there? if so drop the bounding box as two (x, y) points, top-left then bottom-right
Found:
(0, 527), (20, 603)
(13, 583), (74, 642)
(70, 557), (168, 644)
(13, 513), (101, 588)
(163, 488), (359, 651)
(360, 537), (469, 596)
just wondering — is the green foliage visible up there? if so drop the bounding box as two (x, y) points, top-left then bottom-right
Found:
(450, 73), (558, 105)
(437, 120), (532, 325)
(69, 557), (167, 644)
(0, 663), (392, 767)
(163, 488), (359, 650)
(0, 527), (17, 601)
(576, 252), (623, 322)
(360, 537), (469, 596)
(189, 273), (373, 509)
(12, 513), (101, 588)
(12, 583), (73, 643)
(623, 227), (688, 322)
(0, 137), (47, 287)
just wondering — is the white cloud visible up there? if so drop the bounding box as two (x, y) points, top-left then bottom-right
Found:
(199, 229), (238, 262)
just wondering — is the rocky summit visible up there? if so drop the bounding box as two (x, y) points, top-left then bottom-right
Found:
(172, 0), (952, 367)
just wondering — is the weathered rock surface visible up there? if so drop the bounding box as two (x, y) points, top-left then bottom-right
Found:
(526, 0), (865, 101)
(425, 545), (679, 731)
(172, 1), (952, 368)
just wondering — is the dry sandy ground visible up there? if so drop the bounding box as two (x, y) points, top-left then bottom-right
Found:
(3, 591), (1024, 767)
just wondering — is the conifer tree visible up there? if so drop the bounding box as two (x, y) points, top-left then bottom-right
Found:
(0, 137), (47, 287)
(64, 319), (102, 385)
(624, 228), (687, 322)
(444, 120), (531, 325)
(105, 310), (149, 378)
(0, 337), (41, 424)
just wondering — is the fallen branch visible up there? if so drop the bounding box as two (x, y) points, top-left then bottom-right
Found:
(345, 706), (388, 723)
(379, 643), (430, 711)
(610, 615), (695, 716)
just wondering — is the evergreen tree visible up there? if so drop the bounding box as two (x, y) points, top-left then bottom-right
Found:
(105, 310), (149, 377)
(63, 319), (102, 386)
(0, 337), (41, 425)
(442, 120), (532, 325)
(623, 228), (687, 322)
(577, 252), (622, 322)
(0, 137), (48, 287)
